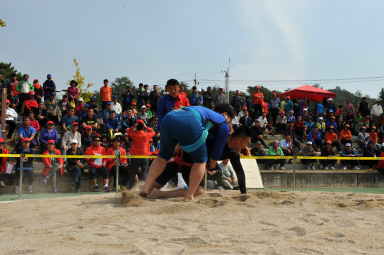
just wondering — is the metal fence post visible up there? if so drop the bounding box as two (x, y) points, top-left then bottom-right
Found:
(18, 153), (24, 199)
(115, 155), (120, 192)
(292, 155), (296, 191)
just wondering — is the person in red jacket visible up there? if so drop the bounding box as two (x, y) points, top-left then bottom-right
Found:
(24, 91), (39, 116)
(106, 137), (129, 188)
(85, 136), (111, 192)
(42, 140), (64, 193)
(126, 119), (155, 189)
(0, 138), (9, 187)
(378, 143), (384, 174)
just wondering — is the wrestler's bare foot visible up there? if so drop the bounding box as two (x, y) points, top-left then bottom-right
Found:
(183, 194), (194, 201)
(147, 188), (161, 199)
(139, 190), (149, 197)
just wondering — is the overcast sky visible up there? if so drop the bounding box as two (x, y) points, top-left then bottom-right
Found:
(1, 0), (384, 97)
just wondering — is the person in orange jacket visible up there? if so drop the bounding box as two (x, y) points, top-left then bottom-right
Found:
(126, 119), (155, 188)
(339, 124), (352, 145)
(106, 137), (129, 188)
(0, 138), (9, 187)
(369, 126), (378, 145)
(324, 126), (340, 151)
(24, 91), (39, 116)
(85, 136), (111, 192)
(42, 140), (64, 193)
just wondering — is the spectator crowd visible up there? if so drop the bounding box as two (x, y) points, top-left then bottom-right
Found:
(1, 72), (384, 193)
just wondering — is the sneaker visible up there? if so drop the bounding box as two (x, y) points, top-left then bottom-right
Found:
(104, 185), (111, 192)
(52, 189), (58, 193)
(43, 177), (48, 184)
(343, 166), (347, 170)
(280, 166), (285, 170)
(324, 166), (329, 170)
(311, 165), (316, 170)
(28, 185), (33, 194)
(330, 166), (335, 170)
(353, 166), (360, 170)
(0, 180), (5, 187)
(94, 185), (100, 192)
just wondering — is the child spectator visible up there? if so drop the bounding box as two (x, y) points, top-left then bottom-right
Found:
(42, 140), (63, 193)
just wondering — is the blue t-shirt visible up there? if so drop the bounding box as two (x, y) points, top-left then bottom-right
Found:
(18, 126), (36, 139)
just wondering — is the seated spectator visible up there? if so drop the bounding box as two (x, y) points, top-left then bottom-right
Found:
(26, 106), (40, 130)
(377, 143), (384, 174)
(239, 107), (252, 127)
(250, 141), (266, 166)
(106, 137), (129, 188)
(279, 134), (294, 160)
(131, 101), (138, 115)
(111, 95), (122, 115)
(5, 99), (18, 138)
(39, 121), (59, 151)
(294, 115), (306, 141)
(45, 94), (61, 124)
(287, 110), (296, 123)
(61, 122), (82, 153)
(369, 126), (378, 145)
(275, 111), (287, 133)
(7, 89), (19, 109)
(62, 107), (79, 134)
(13, 138), (34, 194)
(218, 159), (238, 190)
(251, 120), (267, 147)
(0, 138), (9, 186)
(363, 140), (379, 168)
(32, 79), (43, 103)
(36, 101), (48, 128)
(81, 108), (100, 134)
(340, 143), (360, 170)
(81, 126), (96, 151)
(24, 91), (38, 116)
(326, 115), (337, 131)
(339, 124), (352, 145)
(122, 108), (136, 130)
(354, 120), (363, 136)
(265, 140), (285, 170)
(285, 121), (302, 152)
(305, 116), (315, 135)
(77, 103), (89, 122)
(42, 140), (63, 193)
(231, 111), (240, 130)
(301, 141), (318, 169)
(85, 136), (111, 192)
(316, 117), (326, 136)
(325, 126), (340, 151)
(358, 126), (370, 150)
(257, 112), (268, 130)
(137, 105), (148, 123)
(18, 117), (37, 148)
(320, 141), (337, 169)
(66, 139), (85, 192)
(145, 104), (153, 119)
(100, 102), (113, 127)
(308, 126), (322, 149)
(100, 135), (111, 150)
(74, 97), (84, 115)
(106, 111), (121, 136)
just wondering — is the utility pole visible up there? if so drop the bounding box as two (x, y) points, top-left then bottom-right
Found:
(223, 58), (230, 103)
(0, 77), (7, 139)
(194, 73), (197, 87)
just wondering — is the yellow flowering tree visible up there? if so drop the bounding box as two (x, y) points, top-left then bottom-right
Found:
(0, 19), (5, 27)
(69, 58), (93, 102)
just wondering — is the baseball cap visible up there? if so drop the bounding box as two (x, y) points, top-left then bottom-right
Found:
(361, 126), (367, 129)
(306, 141), (312, 145)
(331, 116), (336, 119)
(78, 97), (83, 102)
(113, 95), (118, 99)
(372, 126), (376, 129)
(72, 122), (78, 126)
(329, 109), (333, 113)
(328, 98), (333, 101)
(243, 106), (247, 110)
(137, 119), (144, 125)
(303, 108), (308, 111)
(287, 96), (291, 99)
(47, 74), (52, 79)
(272, 92), (277, 95)
(107, 102), (112, 105)
(22, 138), (30, 142)
(146, 104), (151, 107)
(47, 121), (54, 125)
(326, 140), (332, 144)
(318, 117), (323, 120)
(132, 102), (137, 105)
(0, 137), (4, 143)
(329, 125), (334, 129)
(256, 141), (262, 145)
(84, 104), (89, 107)
(29, 91), (35, 95)
(280, 111), (285, 114)
(86, 126), (92, 130)
(47, 140), (55, 144)
(255, 86), (260, 89)
(345, 124), (350, 128)
(6, 99), (10, 104)
(141, 105), (146, 109)
(345, 143), (351, 147)
(70, 139), (78, 144)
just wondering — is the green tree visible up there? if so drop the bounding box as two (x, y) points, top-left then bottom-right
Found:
(378, 88), (384, 103)
(111, 76), (134, 101)
(0, 19), (5, 27)
(68, 58), (93, 102)
(0, 62), (23, 80)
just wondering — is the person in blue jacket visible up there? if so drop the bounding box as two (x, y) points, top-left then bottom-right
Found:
(106, 111), (121, 134)
(308, 125), (322, 149)
(141, 104), (233, 201)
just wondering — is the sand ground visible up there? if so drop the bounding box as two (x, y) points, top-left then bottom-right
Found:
(1, 190), (384, 255)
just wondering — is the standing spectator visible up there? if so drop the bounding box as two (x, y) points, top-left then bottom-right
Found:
(100, 79), (112, 110)
(231, 90), (245, 113)
(320, 141), (337, 169)
(32, 79), (44, 103)
(377, 143), (384, 174)
(214, 88), (225, 105)
(203, 86), (213, 109)
(42, 140), (63, 193)
(18, 117), (37, 148)
(36, 101), (48, 128)
(371, 100), (383, 125)
(358, 97), (370, 117)
(5, 99), (18, 138)
(67, 80), (79, 101)
(106, 137), (129, 188)
(316, 117), (326, 136)
(344, 99), (355, 121)
(16, 74), (34, 112)
(111, 95), (122, 115)
(287, 110), (296, 123)
(326, 98), (336, 115)
(74, 97), (84, 115)
(189, 86), (202, 106)
(43, 74), (56, 102)
(294, 115), (306, 142)
(66, 140), (85, 192)
(85, 136), (111, 192)
(316, 101), (325, 114)
(0, 138), (9, 185)
(252, 86), (264, 119)
(126, 120), (155, 188)
(123, 87), (134, 111)
(88, 96), (100, 114)
(149, 85), (160, 114)
(13, 138), (34, 193)
(301, 141), (318, 169)
(270, 92), (280, 126)
(284, 96), (293, 115)
(369, 126), (378, 145)
(340, 124), (353, 145)
(136, 83), (146, 108)
(157, 79), (190, 126)
(40, 121), (59, 150)
(7, 73), (18, 97)
(340, 143), (360, 170)
(62, 107), (78, 133)
(61, 122), (82, 152)
(179, 85), (187, 98)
